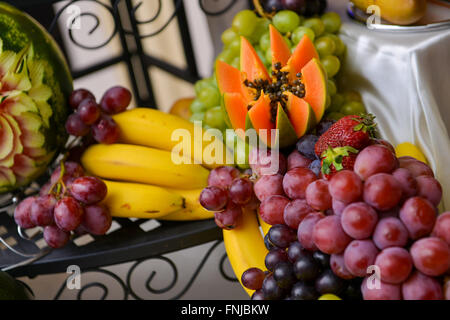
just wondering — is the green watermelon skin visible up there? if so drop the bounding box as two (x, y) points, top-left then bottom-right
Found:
(0, 2), (73, 193)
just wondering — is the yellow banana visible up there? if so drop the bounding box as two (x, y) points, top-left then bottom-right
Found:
(258, 213), (272, 236)
(102, 180), (183, 219)
(81, 144), (209, 189)
(112, 108), (233, 169)
(223, 209), (268, 297)
(160, 188), (214, 221)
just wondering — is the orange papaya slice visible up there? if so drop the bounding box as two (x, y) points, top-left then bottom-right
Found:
(286, 35), (319, 82)
(223, 92), (248, 135)
(240, 37), (270, 83)
(269, 25), (291, 70)
(285, 92), (316, 138)
(302, 58), (327, 123)
(248, 94), (275, 146)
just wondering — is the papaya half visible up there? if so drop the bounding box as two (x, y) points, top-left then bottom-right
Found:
(0, 2), (73, 193)
(216, 25), (327, 149)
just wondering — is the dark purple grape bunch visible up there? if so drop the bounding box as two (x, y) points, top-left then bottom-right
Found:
(66, 86), (132, 144)
(199, 166), (258, 230)
(243, 224), (361, 300)
(14, 161), (111, 249)
(262, 0), (327, 16)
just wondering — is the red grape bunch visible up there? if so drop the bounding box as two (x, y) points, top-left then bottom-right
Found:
(200, 166), (259, 229)
(66, 86), (132, 144)
(14, 161), (112, 249)
(242, 115), (449, 300)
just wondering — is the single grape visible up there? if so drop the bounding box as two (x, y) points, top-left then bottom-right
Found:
(265, 248), (289, 272)
(313, 251), (330, 269)
(14, 197), (36, 229)
(194, 79), (215, 96)
(283, 167), (317, 200)
(330, 253), (355, 280)
(315, 269), (346, 295)
(287, 241), (307, 262)
(370, 139), (396, 154)
(293, 254), (321, 282)
(249, 148), (287, 176)
(78, 99), (101, 125)
(361, 277), (401, 300)
(226, 38), (241, 57)
(264, 233), (275, 250)
(274, 261), (296, 289)
(315, 36), (336, 57)
(287, 151), (312, 171)
(432, 212), (450, 245)
(341, 202), (378, 239)
(259, 32), (271, 51)
(416, 175), (442, 206)
(375, 247), (413, 285)
(305, 179), (332, 211)
(316, 119), (335, 136)
(372, 217), (409, 249)
(30, 194), (56, 227)
(100, 86), (131, 114)
(291, 26), (315, 44)
(340, 101), (366, 116)
(343, 278), (363, 300)
(303, 17), (325, 36)
(221, 28), (238, 45)
(354, 145), (398, 181)
(332, 198), (347, 216)
(199, 186), (228, 211)
(328, 170), (363, 204)
(262, 274), (286, 300)
(260, 195), (290, 225)
(207, 166), (240, 188)
(313, 215), (351, 254)
(326, 33), (345, 56)
(214, 202), (242, 230)
(392, 168), (418, 199)
(290, 281), (319, 300)
(297, 212), (325, 251)
(92, 115), (120, 144)
(296, 134), (319, 160)
(229, 178), (253, 205)
(410, 237), (450, 277)
(43, 225), (70, 249)
(65, 113), (90, 137)
(216, 50), (234, 64)
(326, 79), (337, 97)
(343, 240), (379, 277)
(232, 10), (258, 37)
(268, 224), (297, 248)
(363, 173), (403, 211)
(308, 159), (322, 177)
(283, 199), (314, 230)
(198, 86), (220, 109)
(328, 93), (345, 112)
(281, 0), (306, 13)
(398, 158), (434, 178)
(70, 176), (107, 205)
(401, 271), (443, 300)
(51, 161), (85, 187)
(40, 182), (52, 197)
(273, 10), (300, 33)
(69, 88), (95, 110)
(251, 289), (266, 300)
(322, 12), (341, 33)
(82, 204), (112, 235)
(242, 268), (266, 290)
(54, 196), (84, 232)
(321, 55), (340, 78)
(399, 197), (437, 240)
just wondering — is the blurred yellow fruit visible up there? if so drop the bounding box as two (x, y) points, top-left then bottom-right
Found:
(318, 294), (341, 300)
(169, 97), (194, 120)
(395, 142), (427, 164)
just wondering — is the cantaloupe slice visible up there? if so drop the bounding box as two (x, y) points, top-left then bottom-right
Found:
(240, 36), (270, 83)
(285, 92), (316, 138)
(223, 92), (248, 135)
(248, 94), (275, 146)
(302, 58), (327, 123)
(269, 25), (291, 70)
(286, 35), (319, 82)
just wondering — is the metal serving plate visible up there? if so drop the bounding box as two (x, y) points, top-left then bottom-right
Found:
(347, 0), (450, 33)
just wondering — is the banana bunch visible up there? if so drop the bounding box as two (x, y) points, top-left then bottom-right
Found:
(80, 108), (232, 221)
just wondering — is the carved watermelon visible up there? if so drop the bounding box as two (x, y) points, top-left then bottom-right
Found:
(0, 2), (73, 193)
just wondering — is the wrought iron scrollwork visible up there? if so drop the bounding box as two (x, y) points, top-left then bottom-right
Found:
(198, 0), (239, 16)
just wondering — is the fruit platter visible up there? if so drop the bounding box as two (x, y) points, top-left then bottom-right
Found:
(0, 0), (449, 301)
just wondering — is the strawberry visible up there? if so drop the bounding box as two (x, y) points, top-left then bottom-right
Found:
(315, 114), (377, 157)
(321, 146), (359, 180)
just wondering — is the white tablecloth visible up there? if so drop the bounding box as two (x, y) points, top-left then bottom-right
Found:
(329, 1), (450, 211)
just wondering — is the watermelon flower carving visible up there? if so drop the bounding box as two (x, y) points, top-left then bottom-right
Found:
(216, 25), (328, 148)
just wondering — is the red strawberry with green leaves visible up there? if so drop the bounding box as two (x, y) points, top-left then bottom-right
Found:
(321, 146), (359, 180)
(315, 114), (377, 157)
